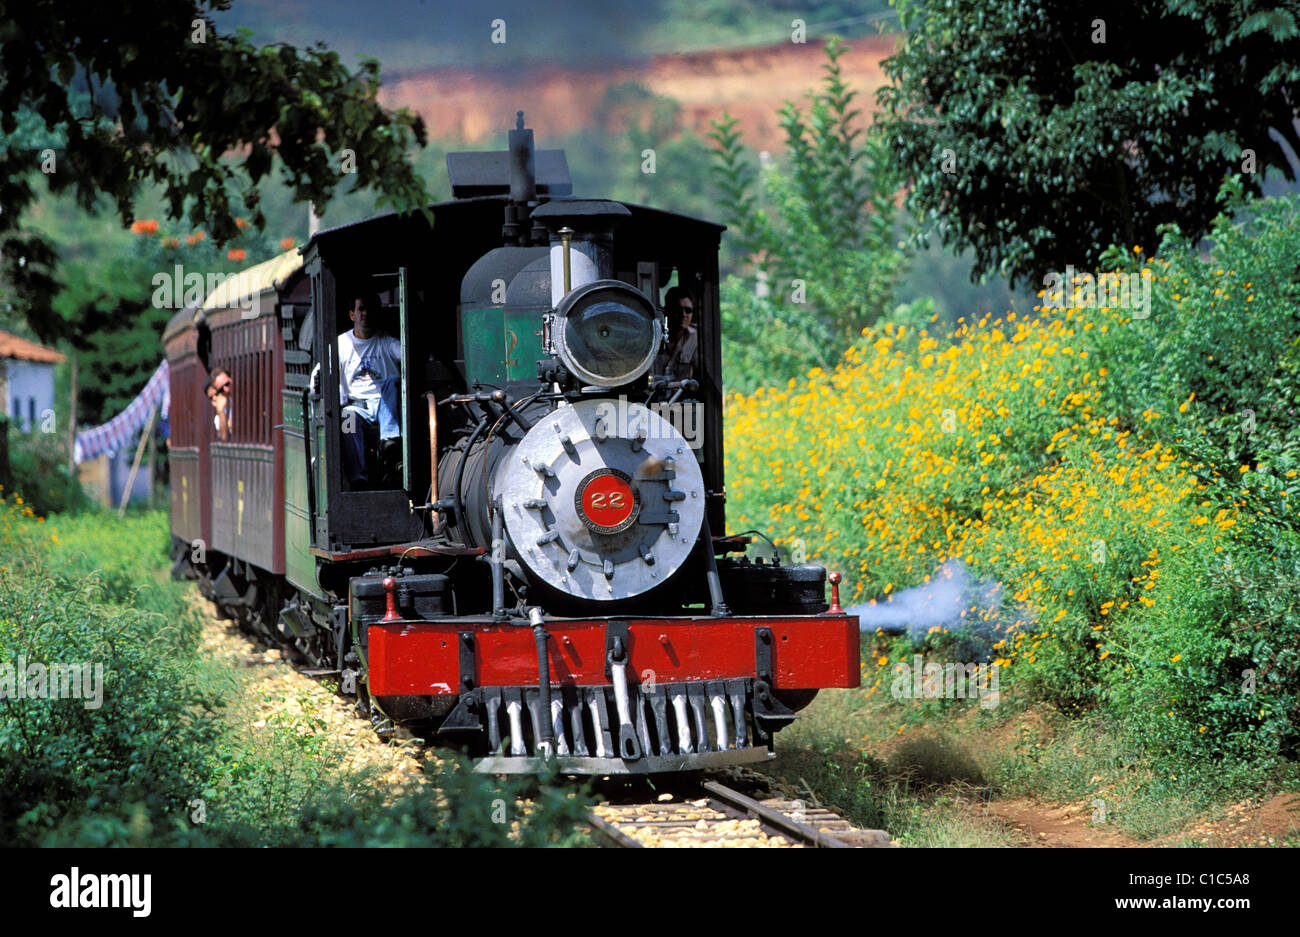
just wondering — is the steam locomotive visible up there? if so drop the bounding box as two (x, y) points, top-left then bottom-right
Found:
(164, 114), (860, 773)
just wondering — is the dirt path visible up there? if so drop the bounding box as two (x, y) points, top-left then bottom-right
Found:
(978, 798), (1141, 847)
(1150, 794), (1300, 847)
(976, 794), (1300, 848)
(194, 593), (432, 788)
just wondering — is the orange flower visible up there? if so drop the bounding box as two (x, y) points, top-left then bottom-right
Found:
(226, 248), (247, 262)
(279, 237), (296, 250)
(235, 216), (249, 229)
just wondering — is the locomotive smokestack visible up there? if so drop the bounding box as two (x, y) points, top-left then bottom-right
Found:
(508, 111), (537, 204)
(531, 200), (632, 306)
(501, 111), (538, 245)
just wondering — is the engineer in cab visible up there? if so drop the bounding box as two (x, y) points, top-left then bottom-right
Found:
(337, 293), (402, 489)
(659, 286), (699, 381)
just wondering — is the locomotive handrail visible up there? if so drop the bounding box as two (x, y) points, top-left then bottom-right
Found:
(425, 392), (440, 534)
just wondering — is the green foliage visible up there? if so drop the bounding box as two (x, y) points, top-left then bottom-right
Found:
(719, 275), (837, 385)
(0, 505), (592, 846)
(3, 428), (91, 517)
(1089, 184), (1300, 534)
(877, 0), (1300, 286)
(271, 765), (592, 848)
(0, 0), (429, 342)
(1072, 187), (1300, 762)
(1103, 538), (1300, 766)
(728, 189), (1300, 766)
(709, 37), (910, 390)
(0, 514), (220, 845)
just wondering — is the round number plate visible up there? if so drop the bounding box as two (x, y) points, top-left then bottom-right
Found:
(575, 468), (640, 534)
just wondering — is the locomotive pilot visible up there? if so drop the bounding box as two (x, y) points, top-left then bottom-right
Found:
(338, 293), (402, 489)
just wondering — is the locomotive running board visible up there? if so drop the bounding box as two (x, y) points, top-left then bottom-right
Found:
(473, 746), (772, 775)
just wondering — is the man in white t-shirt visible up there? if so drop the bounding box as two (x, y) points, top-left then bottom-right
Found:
(338, 294), (402, 488)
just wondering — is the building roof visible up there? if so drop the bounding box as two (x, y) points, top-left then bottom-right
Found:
(0, 330), (66, 364)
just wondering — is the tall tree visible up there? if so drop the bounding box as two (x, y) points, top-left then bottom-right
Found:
(709, 38), (908, 390)
(0, 0), (429, 342)
(712, 38), (903, 330)
(877, 0), (1300, 286)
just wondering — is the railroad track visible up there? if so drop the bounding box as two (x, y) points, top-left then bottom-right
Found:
(587, 778), (893, 848)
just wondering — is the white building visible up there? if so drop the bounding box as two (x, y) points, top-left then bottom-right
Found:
(0, 330), (66, 433)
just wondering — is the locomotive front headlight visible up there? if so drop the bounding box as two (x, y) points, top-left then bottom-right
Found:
(554, 279), (660, 387)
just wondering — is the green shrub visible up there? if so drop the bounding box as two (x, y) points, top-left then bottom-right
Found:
(2, 428), (92, 518)
(0, 571), (221, 845)
(1106, 536), (1300, 766)
(2, 500), (592, 846)
(1088, 183), (1300, 537)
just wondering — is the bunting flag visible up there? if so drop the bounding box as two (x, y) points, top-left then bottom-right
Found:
(74, 360), (170, 465)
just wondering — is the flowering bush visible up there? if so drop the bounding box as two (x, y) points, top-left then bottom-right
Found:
(725, 194), (1300, 763)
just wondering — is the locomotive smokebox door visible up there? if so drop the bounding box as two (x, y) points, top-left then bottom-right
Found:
(497, 399), (706, 603)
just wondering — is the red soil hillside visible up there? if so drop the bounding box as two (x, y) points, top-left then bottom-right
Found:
(379, 36), (897, 151)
